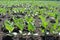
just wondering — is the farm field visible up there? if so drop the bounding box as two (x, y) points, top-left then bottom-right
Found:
(0, 1), (60, 40)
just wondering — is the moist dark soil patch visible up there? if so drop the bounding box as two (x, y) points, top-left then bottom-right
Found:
(24, 21), (28, 25)
(13, 27), (19, 33)
(2, 35), (13, 40)
(41, 35), (58, 40)
(9, 18), (14, 22)
(13, 13), (21, 15)
(0, 19), (2, 21)
(29, 37), (35, 40)
(41, 26), (45, 29)
(23, 28), (29, 32)
(50, 19), (56, 23)
(16, 16), (21, 18)
(1, 27), (9, 33)
(55, 36), (60, 40)
(19, 37), (26, 40)
(1, 15), (6, 18)
(39, 6), (44, 9)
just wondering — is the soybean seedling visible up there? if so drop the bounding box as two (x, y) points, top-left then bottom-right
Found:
(25, 15), (36, 32)
(25, 15), (33, 23)
(50, 18), (58, 35)
(28, 22), (35, 32)
(4, 20), (14, 33)
(0, 8), (6, 15)
(39, 15), (48, 34)
(39, 15), (48, 28)
(13, 16), (24, 31)
(12, 8), (19, 13)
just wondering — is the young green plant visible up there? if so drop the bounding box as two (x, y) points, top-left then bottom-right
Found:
(39, 15), (48, 34)
(25, 15), (36, 32)
(13, 17), (24, 31)
(4, 20), (14, 33)
(0, 8), (6, 15)
(50, 18), (58, 34)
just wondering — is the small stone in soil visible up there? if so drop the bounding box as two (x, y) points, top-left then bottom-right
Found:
(46, 32), (49, 35)
(19, 30), (22, 34)
(12, 32), (17, 36)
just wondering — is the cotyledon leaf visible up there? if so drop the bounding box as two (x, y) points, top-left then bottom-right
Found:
(53, 18), (58, 29)
(13, 17), (24, 31)
(16, 22), (24, 31)
(39, 15), (48, 28)
(28, 22), (35, 32)
(4, 20), (14, 33)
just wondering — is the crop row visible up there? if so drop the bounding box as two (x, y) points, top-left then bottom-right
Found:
(0, 1), (60, 36)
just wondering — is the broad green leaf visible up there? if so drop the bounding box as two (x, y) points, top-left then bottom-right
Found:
(53, 18), (58, 29)
(28, 22), (35, 32)
(57, 26), (60, 32)
(16, 23), (24, 31)
(41, 29), (45, 33)
(13, 8), (19, 13)
(39, 15), (48, 28)
(13, 17), (24, 31)
(20, 8), (26, 12)
(25, 16), (33, 23)
(48, 12), (56, 17)
(42, 22), (48, 28)
(0, 8), (6, 15)
(4, 20), (14, 32)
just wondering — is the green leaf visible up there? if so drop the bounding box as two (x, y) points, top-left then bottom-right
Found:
(25, 16), (33, 23)
(48, 12), (56, 17)
(13, 17), (24, 31)
(15, 21), (24, 31)
(20, 8), (26, 12)
(28, 22), (35, 32)
(0, 8), (6, 15)
(13, 8), (19, 13)
(42, 22), (48, 28)
(39, 15), (48, 28)
(4, 20), (14, 32)
(41, 29), (45, 33)
(53, 18), (58, 29)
